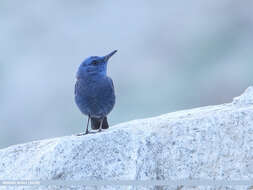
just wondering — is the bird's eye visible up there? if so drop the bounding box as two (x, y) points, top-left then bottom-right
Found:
(91, 60), (98, 65)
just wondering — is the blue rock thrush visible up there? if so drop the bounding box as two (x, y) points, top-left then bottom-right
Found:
(75, 50), (117, 135)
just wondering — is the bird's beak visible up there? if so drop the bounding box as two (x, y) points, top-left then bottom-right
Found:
(103, 50), (117, 62)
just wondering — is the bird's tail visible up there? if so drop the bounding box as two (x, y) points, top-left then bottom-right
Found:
(91, 117), (109, 130)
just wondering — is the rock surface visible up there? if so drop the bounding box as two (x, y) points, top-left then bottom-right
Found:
(1, 87), (253, 190)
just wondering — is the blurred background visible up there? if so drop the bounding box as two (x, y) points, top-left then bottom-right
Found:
(1, 0), (253, 148)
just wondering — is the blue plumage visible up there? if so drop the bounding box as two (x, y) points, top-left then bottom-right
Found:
(75, 50), (117, 135)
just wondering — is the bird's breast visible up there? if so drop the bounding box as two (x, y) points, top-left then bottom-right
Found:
(75, 78), (115, 117)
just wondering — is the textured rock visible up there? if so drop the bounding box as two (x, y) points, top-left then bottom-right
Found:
(1, 87), (253, 190)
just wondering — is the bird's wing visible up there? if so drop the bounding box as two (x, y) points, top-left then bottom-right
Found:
(74, 81), (77, 95)
(108, 77), (114, 90)
(75, 80), (81, 96)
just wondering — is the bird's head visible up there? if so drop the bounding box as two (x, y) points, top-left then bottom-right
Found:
(77, 50), (117, 78)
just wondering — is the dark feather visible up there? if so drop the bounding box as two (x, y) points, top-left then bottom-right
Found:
(91, 117), (109, 130)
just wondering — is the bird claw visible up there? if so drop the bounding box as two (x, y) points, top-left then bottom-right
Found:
(76, 133), (87, 136)
(76, 131), (101, 136)
(76, 127), (104, 136)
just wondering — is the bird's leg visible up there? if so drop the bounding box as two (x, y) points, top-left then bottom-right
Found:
(85, 116), (90, 134)
(98, 117), (104, 132)
(77, 116), (90, 136)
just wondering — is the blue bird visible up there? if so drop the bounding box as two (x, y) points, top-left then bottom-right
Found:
(75, 50), (117, 135)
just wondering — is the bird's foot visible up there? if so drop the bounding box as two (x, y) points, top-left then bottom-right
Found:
(76, 132), (88, 136)
(76, 131), (100, 136)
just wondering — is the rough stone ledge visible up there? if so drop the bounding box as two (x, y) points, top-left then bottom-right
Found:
(1, 87), (253, 190)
